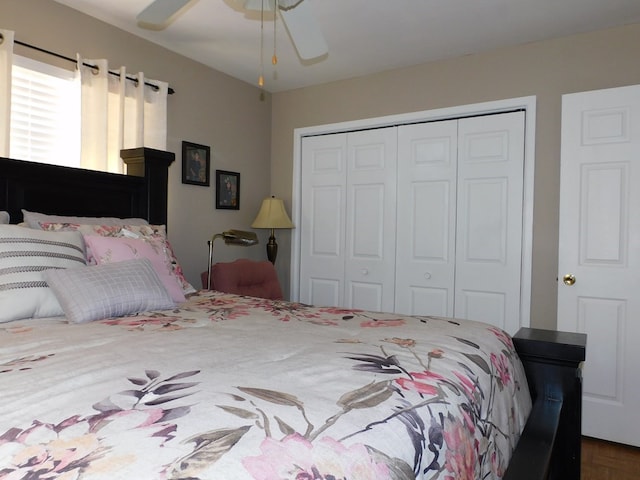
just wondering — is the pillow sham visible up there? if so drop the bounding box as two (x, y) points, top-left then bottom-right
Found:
(43, 258), (175, 324)
(0, 226), (86, 323)
(38, 222), (195, 295)
(22, 209), (149, 229)
(83, 235), (186, 303)
(0, 211), (9, 224)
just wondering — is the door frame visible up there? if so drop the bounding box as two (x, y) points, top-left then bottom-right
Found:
(290, 96), (537, 329)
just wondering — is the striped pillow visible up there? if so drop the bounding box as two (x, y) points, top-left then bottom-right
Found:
(0, 225), (86, 323)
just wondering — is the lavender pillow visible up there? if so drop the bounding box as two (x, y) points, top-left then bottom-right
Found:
(43, 258), (175, 324)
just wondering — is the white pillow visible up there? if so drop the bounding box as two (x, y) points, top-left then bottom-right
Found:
(0, 211), (9, 224)
(43, 258), (176, 324)
(22, 209), (149, 229)
(0, 226), (86, 323)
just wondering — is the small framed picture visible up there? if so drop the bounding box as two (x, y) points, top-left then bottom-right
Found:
(182, 141), (210, 186)
(215, 170), (240, 210)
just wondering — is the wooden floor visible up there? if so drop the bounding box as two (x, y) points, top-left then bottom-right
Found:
(582, 436), (640, 480)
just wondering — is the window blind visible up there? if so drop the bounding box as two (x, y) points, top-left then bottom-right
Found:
(10, 56), (80, 167)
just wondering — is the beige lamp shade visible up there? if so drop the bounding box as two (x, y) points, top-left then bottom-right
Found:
(251, 197), (294, 229)
(251, 196), (293, 264)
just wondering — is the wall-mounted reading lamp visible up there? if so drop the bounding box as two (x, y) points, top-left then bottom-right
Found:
(206, 230), (259, 290)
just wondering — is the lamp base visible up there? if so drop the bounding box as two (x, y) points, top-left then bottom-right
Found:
(266, 231), (278, 264)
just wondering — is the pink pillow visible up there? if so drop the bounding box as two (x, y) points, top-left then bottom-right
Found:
(39, 223), (195, 295)
(83, 235), (186, 303)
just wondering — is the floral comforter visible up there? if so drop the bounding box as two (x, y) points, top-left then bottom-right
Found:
(0, 291), (531, 480)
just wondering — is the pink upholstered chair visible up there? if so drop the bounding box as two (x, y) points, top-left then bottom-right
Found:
(200, 258), (283, 300)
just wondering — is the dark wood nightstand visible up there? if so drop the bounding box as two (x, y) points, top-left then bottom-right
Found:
(508, 327), (587, 480)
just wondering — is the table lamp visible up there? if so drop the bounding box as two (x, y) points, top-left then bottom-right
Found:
(251, 196), (294, 264)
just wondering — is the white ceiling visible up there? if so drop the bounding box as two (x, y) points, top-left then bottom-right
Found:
(53, 0), (640, 93)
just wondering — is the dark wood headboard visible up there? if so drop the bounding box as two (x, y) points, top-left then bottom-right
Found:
(0, 148), (174, 225)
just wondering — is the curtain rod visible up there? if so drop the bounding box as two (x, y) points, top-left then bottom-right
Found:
(13, 39), (175, 95)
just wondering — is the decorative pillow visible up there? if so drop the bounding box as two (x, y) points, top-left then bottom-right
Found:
(83, 235), (185, 303)
(0, 226), (86, 323)
(38, 223), (195, 295)
(0, 211), (9, 224)
(22, 209), (149, 229)
(43, 258), (175, 324)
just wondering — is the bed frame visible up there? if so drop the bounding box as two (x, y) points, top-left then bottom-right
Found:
(0, 148), (173, 225)
(0, 152), (586, 480)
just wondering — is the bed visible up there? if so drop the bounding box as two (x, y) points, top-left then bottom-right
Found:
(0, 150), (586, 480)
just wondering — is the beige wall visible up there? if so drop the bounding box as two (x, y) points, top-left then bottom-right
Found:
(272, 23), (640, 330)
(2, 0), (272, 289)
(4, 0), (640, 329)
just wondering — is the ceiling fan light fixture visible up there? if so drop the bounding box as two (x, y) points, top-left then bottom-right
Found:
(136, 0), (328, 86)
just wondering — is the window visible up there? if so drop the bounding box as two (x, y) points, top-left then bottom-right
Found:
(10, 55), (80, 167)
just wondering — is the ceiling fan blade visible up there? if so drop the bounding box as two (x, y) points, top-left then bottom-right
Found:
(279, 0), (328, 60)
(137, 0), (196, 30)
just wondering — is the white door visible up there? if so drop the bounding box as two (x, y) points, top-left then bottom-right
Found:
(299, 133), (347, 307)
(455, 112), (525, 334)
(395, 112), (525, 334)
(300, 128), (397, 311)
(344, 128), (397, 312)
(558, 84), (640, 447)
(396, 120), (459, 316)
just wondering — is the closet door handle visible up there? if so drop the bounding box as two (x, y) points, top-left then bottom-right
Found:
(424, 272), (432, 280)
(361, 269), (369, 276)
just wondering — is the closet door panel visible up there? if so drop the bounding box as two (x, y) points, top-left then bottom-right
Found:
(300, 134), (347, 307)
(345, 128), (397, 312)
(464, 178), (508, 262)
(454, 111), (525, 333)
(396, 120), (458, 316)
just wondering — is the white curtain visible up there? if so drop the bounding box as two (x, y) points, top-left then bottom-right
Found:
(77, 56), (168, 174)
(0, 29), (14, 157)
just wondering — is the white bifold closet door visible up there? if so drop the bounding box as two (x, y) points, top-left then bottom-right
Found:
(299, 127), (397, 312)
(396, 112), (525, 334)
(300, 111), (525, 333)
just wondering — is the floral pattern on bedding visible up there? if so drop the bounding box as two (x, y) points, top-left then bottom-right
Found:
(0, 369), (200, 479)
(0, 291), (531, 480)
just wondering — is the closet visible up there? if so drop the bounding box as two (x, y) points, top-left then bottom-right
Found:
(298, 110), (526, 334)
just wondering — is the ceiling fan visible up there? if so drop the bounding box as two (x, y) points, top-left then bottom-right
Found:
(136, 0), (328, 60)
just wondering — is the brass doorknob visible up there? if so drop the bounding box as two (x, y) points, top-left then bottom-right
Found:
(563, 274), (576, 286)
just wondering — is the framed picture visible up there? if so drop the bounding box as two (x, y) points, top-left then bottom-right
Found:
(182, 141), (210, 186)
(215, 170), (240, 210)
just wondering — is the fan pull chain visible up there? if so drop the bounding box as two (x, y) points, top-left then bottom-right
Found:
(272, 3), (278, 66)
(258, 0), (265, 87)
